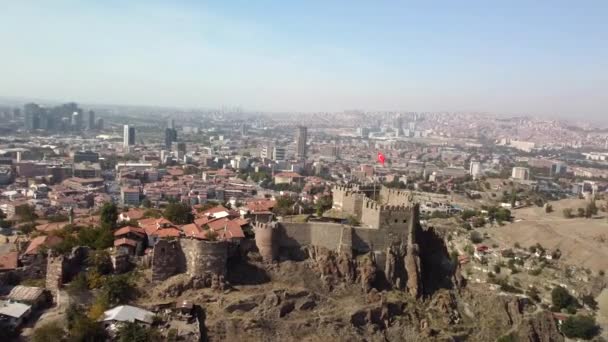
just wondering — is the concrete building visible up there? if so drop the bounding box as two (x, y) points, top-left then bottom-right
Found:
(469, 161), (482, 179)
(123, 125), (135, 149)
(296, 126), (307, 160)
(121, 187), (140, 206)
(511, 166), (530, 181)
(73, 150), (100, 163)
(73, 162), (102, 179)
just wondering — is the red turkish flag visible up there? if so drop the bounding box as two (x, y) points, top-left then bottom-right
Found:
(377, 152), (385, 166)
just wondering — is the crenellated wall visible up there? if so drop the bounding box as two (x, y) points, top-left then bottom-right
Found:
(332, 184), (365, 219)
(360, 198), (411, 229)
(379, 187), (414, 206)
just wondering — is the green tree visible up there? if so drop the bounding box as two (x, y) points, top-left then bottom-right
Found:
(163, 202), (194, 224)
(561, 315), (599, 340)
(69, 314), (107, 342)
(495, 208), (512, 222)
(100, 202), (118, 230)
(273, 196), (296, 216)
(32, 322), (65, 342)
(141, 198), (152, 208)
(102, 273), (137, 305)
(562, 208), (573, 218)
(117, 322), (162, 342)
(87, 250), (113, 275)
(585, 200), (598, 218)
(551, 286), (578, 311)
(314, 196), (333, 216)
(15, 204), (37, 222)
(461, 209), (478, 220)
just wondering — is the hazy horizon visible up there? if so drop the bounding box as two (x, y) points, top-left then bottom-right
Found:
(1, 1), (607, 119)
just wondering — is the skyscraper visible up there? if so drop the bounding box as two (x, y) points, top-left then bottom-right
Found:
(165, 128), (177, 149)
(296, 126), (307, 160)
(86, 110), (96, 130)
(123, 125), (135, 148)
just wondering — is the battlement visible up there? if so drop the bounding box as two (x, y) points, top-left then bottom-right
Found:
(363, 198), (409, 213)
(361, 197), (412, 229)
(380, 186), (414, 206)
(332, 184), (360, 193)
(253, 221), (278, 231)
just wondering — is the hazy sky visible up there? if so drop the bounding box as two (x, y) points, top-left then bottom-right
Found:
(1, 1), (607, 118)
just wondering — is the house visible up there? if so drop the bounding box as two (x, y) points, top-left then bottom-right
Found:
(118, 208), (146, 223)
(23, 235), (63, 256)
(138, 218), (180, 246)
(114, 226), (146, 241)
(101, 305), (155, 331)
(0, 300), (31, 328)
(114, 238), (139, 255)
(274, 172), (303, 185)
(7, 285), (48, 309)
(0, 251), (18, 272)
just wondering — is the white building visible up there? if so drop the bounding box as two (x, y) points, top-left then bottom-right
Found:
(511, 167), (530, 181)
(469, 161), (482, 179)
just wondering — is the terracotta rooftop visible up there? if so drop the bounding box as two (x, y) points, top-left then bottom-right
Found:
(0, 251), (18, 271)
(24, 235), (63, 255)
(114, 226), (146, 237)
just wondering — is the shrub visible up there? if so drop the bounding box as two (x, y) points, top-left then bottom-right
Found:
(32, 322), (65, 342)
(561, 315), (599, 340)
(562, 208), (573, 218)
(469, 231), (483, 244)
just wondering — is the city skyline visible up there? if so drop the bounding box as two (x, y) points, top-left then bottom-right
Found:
(1, 1), (607, 120)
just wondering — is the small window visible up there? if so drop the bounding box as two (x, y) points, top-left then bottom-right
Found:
(160, 247), (166, 254)
(394, 219), (398, 223)
(403, 219), (407, 223)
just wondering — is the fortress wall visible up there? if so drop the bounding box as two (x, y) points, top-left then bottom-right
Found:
(380, 186), (412, 206)
(180, 239), (228, 277)
(279, 222), (346, 251)
(254, 222), (278, 262)
(152, 239), (182, 281)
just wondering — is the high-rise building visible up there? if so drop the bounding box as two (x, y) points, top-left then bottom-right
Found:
(272, 147), (286, 161)
(165, 128), (177, 149)
(24, 103), (43, 131)
(123, 125), (135, 148)
(168, 118), (175, 130)
(296, 126), (307, 160)
(469, 161), (482, 179)
(96, 118), (104, 130)
(394, 116), (403, 136)
(86, 110), (96, 130)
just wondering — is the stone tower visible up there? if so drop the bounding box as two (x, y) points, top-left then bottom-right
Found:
(254, 221), (278, 263)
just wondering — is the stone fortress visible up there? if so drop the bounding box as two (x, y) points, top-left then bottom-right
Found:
(254, 184), (454, 297)
(57, 183), (452, 298)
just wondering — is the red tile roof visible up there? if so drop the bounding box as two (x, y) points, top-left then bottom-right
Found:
(245, 200), (276, 213)
(0, 251), (18, 271)
(156, 228), (181, 238)
(114, 226), (146, 237)
(24, 235), (63, 255)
